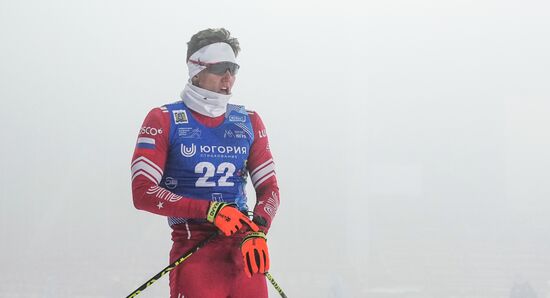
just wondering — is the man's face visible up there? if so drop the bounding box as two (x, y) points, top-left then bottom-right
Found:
(195, 70), (236, 95)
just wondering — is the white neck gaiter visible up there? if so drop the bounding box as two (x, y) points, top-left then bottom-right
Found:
(180, 82), (231, 117)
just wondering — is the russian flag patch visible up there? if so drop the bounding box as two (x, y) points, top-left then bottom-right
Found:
(137, 137), (155, 149)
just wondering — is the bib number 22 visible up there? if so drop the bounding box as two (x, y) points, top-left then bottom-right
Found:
(195, 162), (236, 187)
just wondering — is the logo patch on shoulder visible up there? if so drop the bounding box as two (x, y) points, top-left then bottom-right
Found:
(173, 110), (188, 124)
(228, 115), (246, 122)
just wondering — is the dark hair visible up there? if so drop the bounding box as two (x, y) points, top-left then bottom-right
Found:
(186, 28), (240, 62)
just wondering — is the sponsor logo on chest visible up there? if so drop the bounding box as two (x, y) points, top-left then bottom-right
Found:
(224, 129), (247, 139)
(164, 177), (178, 189)
(178, 127), (202, 138)
(212, 193), (223, 202)
(180, 143), (247, 159)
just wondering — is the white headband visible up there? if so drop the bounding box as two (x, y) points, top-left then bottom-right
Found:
(187, 42), (237, 78)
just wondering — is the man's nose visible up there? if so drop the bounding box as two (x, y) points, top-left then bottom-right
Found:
(221, 69), (233, 79)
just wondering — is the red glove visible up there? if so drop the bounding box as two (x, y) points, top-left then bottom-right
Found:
(207, 202), (259, 236)
(241, 231), (270, 277)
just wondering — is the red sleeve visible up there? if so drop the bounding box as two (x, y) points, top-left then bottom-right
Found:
(247, 111), (280, 232)
(131, 108), (209, 218)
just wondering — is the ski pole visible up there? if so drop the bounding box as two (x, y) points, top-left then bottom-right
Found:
(265, 272), (288, 298)
(126, 232), (218, 298)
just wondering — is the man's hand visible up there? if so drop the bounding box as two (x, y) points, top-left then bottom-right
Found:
(241, 231), (270, 277)
(207, 202), (259, 236)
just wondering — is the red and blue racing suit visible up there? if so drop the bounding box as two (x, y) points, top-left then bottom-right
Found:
(131, 101), (280, 298)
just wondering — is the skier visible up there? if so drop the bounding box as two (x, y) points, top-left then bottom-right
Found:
(131, 28), (280, 298)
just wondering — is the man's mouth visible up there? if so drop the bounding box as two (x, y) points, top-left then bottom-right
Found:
(220, 87), (230, 95)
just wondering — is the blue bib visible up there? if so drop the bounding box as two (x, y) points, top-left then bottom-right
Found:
(161, 102), (254, 226)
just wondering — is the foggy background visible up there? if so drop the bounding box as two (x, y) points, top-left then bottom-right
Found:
(1, 0), (549, 297)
